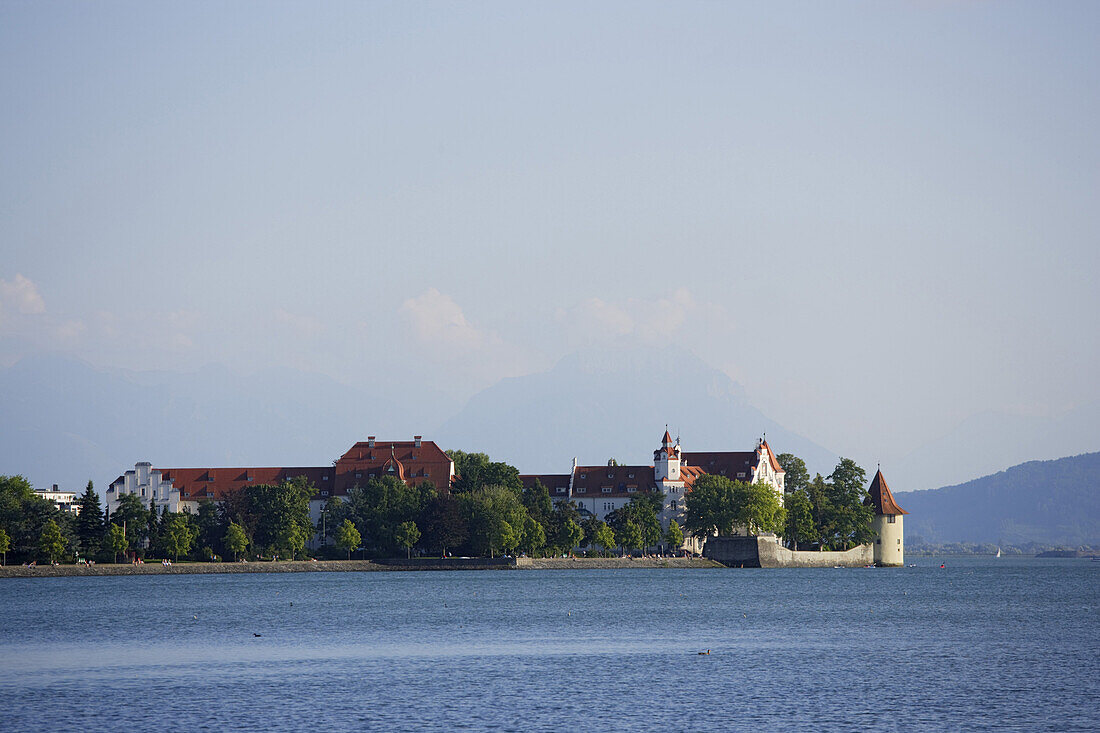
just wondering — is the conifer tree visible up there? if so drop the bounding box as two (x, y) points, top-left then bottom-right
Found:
(75, 481), (104, 558)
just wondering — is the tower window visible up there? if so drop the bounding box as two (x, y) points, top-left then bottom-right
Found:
(887, 515), (896, 524)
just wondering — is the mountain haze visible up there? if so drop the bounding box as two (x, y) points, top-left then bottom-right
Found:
(435, 346), (839, 475)
(897, 452), (1100, 545)
(0, 355), (430, 491)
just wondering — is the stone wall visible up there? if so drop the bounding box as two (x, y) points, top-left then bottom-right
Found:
(704, 536), (873, 568)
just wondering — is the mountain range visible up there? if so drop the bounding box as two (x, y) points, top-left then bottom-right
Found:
(897, 451), (1100, 545)
(1, 352), (1097, 546)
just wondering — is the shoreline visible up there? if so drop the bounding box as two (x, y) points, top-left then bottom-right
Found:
(0, 557), (722, 579)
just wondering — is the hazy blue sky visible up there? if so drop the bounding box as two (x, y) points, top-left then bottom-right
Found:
(2, 2), (1098, 467)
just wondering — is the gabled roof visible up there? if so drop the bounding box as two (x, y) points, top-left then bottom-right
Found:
(681, 451), (759, 479)
(759, 439), (784, 473)
(162, 466), (337, 502)
(865, 469), (908, 515)
(572, 465), (657, 496)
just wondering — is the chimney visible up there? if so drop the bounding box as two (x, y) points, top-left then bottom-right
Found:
(414, 435), (422, 448)
(367, 436), (376, 448)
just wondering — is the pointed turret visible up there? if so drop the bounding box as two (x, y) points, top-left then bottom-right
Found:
(866, 469), (908, 516)
(865, 468), (906, 566)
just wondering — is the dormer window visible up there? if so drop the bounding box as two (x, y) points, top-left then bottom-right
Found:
(556, 487), (566, 494)
(323, 475), (329, 481)
(355, 472), (362, 479)
(627, 472), (634, 478)
(580, 473), (586, 479)
(602, 487), (612, 494)
(576, 487), (586, 494)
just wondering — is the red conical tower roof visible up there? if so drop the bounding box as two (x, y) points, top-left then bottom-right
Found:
(865, 469), (908, 515)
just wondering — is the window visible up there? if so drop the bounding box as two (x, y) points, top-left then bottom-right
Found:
(602, 487), (612, 493)
(580, 473), (586, 479)
(887, 515), (896, 524)
(627, 472), (634, 478)
(355, 472), (362, 479)
(556, 487), (566, 494)
(627, 487), (637, 493)
(141, 489), (146, 497)
(737, 472), (746, 478)
(576, 487), (586, 494)
(607, 472), (614, 479)
(897, 539), (901, 544)
(876, 539), (881, 544)
(323, 475), (329, 481)
(671, 500), (677, 511)
(321, 490), (329, 497)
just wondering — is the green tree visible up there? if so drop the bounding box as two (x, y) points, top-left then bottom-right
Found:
(594, 521), (617, 554)
(618, 519), (642, 555)
(1, 475), (74, 563)
(74, 481), (104, 558)
(39, 518), (66, 563)
(106, 523), (127, 563)
(335, 518), (361, 560)
(460, 485), (529, 558)
(248, 478), (316, 556)
(633, 501), (662, 553)
(419, 495), (468, 557)
(275, 521), (305, 559)
(224, 521), (249, 561)
(0, 526), (10, 566)
(395, 521), (421, 559)
(783, 490), (816, 549)
(557, 519), (584, 556)
(111, 493), (148, 554)
(682, 474), (741, 537)
(521, 479), (553, 526)
(665, 519), (684, 551)
(519, 514), (546, 556)
(777, 453), (810, 494)
(448, 450), (523, 496)
(342, 476), (436, 555)
(734, 482), (787, 536)
(824, 458), (875, 549)
(161, 513), (196, 562)
(194, 500), (223, 560)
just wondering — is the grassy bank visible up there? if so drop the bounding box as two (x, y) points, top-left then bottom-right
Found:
(1, 556), (724, 578)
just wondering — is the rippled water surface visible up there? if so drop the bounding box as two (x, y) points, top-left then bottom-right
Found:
(1, 557), (1097, 731)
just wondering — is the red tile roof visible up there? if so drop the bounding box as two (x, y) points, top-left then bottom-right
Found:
(571, 465), (657, 497)
(163, 466), (337, 502)
(759, 439), (784, 473)
(681, 451), (759, 480)
(334, 439), (454, 493)
(519, 474), (572, 496)
(865, 469), (908, 515)
(150, 438), (454, 502)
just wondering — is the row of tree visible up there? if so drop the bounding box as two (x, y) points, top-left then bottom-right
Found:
(321, 450), (685, 559)
(1, 452), (879, 564)
(679, 455), (877, 551)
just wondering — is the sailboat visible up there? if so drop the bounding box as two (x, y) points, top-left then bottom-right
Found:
(995, 547), (1001, 558)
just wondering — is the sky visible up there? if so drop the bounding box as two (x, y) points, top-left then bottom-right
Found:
(2, 1), (1099, 470)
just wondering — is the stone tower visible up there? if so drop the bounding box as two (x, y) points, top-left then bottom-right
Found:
(653, 428), (680, 481)
(866, 469), (908, 567)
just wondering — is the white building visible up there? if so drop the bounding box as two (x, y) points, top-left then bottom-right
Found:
(35, 484), (80, 515)
(520, 429), (787, 551)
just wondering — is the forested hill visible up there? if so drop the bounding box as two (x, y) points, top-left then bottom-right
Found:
(897, 452), (1100, 545)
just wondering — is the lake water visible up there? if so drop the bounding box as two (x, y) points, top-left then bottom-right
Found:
(1, 557), (1097, 731)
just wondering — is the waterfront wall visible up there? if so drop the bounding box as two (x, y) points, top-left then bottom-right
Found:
(703, 536), (873, 568)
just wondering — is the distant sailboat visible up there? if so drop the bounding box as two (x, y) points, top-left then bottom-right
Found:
(995, 547), (1001, 558)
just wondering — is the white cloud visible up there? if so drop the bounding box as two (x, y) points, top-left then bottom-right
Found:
(401, 288), (490, 349)
(558, 288), (728, 344)
(274, 308), (326, 339)
(0, 274), (46, 317)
